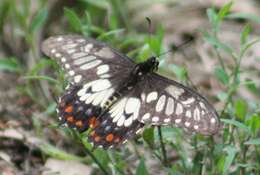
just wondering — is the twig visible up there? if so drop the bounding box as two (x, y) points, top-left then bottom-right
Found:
(158, 126), (169, 167)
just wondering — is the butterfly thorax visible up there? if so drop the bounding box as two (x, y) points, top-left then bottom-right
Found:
(121, 56), (159, 91)
(103, 57), (159, 109)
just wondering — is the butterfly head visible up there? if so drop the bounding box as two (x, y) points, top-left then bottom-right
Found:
(133, 56), (159, 76)
(147, 56), (159, 72)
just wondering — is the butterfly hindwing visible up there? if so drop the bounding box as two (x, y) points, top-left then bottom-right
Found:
(57, 84), (102, 132)
(136, 73), (220, 135)
(86, 94), (146, 148)
(88, 111), (144, 149)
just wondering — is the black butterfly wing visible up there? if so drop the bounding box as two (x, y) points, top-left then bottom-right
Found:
(135, 73), (220, 135)
(87, 109), (144, 149)
(41, 35), (137, 133)
(42, 35), (135, 84)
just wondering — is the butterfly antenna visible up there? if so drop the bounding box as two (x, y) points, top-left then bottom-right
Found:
(146, 17), (152, 46)
(156, 37), (193, 58)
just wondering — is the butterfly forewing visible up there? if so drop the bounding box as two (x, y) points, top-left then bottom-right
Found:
(41, 35), (135, 84)
(136, 73), (220, 135)
(42, 35), (136, 135)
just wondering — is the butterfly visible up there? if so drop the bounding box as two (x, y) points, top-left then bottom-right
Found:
(41, 35), (220, 149)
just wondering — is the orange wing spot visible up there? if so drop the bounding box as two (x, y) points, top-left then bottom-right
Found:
(65, 105), (73, 113)
(94, 135), (101, 142)
(67, 116), (74, 123)
(106, 133), (114, 142)
(75, 120), (83, 128)
(88, 117), (99, 128)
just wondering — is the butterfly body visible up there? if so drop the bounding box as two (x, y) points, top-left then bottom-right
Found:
(42, 35), (220, 149)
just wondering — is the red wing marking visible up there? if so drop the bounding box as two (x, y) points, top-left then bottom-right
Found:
(105, 133), (114, 142)
(65, 105), (73, 113)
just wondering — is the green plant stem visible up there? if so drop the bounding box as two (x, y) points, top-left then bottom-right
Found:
(200, 149), (207, 175)
(107, 151), (125, 175)
(158, 126), (169, 167)
(214, 47), (226, 72)
(84, 147), (109, 175)
(255, 146), (260, 173)
(147, 142), (162, 162)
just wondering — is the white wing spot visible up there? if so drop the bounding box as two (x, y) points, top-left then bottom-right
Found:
(165, 85), (185, 99)
(65, 64), (70, 69)
(74, 56), (96, 65)
(91, 79), (111, 92)
(142, 113), (150, 121)
(124, 117), (133, 127)
(186, 110), (192, 118)
(136, 128), (143, 134)
(57, 37), (63, 41)
(84, 44), (93, 52)
(85, 92), (99, 104)
(176, 103), (183, 115)
(210, 118), (216, 123)
(68, 70), (75, 76)
(100, 88), (115, 107)
(152, 116), (159, 122)
(67, 49), (76, 54)
(165, 97), (174, 115)
(100, 74), (111, 78)
(146, 91), (158, 103)
(185, 122), (191, 127)
(199, 102), (206, 109)
(51, 49), (56, 53)
(74, 75), (82, 83)
(77, 39), (85, 43)
(111, 98), (127, 122)
(72, 52), (88, 59)
(194, 125), (199, 130)
(164, 118), (170, 123)
(175, 119), (181, 124)
(125, 98), (141, 115)
(80, 60), (102, 70)
(61, 57), (66, 62)
(194, 108), (200, 121)
(55, 53), (61, 58)
(62, 43), (77, 50)
(92, 90), (108, 106)
(141, 93), (146, 102)
(79, 93), (91, 101)
(77, 87), (87, 97)
(117, 115), (125, 126)
(122, 140), (127, 144)
(97, 65), (109, 75)
(182, 97), (195, 105)
(156, 95), (166, 112)
(95, 47), (114, 58)
(65, 85), (70, 90)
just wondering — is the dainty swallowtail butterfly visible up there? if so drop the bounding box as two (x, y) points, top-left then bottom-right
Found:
(42, 35), (220, 149)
